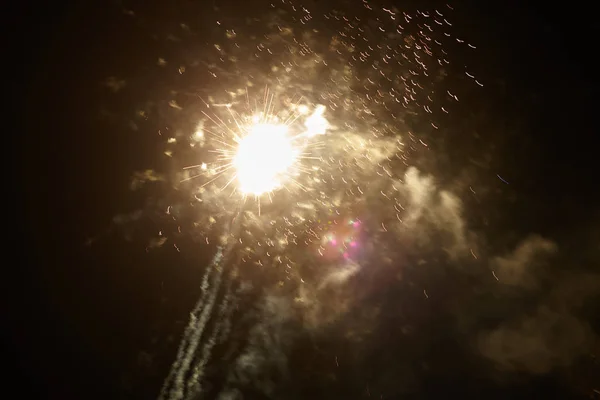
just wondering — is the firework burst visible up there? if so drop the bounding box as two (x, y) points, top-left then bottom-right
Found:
(180, 87), (330, 215)
(120, 0), (483, 398)
(151, 0), (482, 263)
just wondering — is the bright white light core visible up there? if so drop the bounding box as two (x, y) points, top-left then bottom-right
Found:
(234, 122), (299, 196)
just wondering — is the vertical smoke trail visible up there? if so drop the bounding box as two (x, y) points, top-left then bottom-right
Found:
(186, 275), (237, 397)
(160, 216), (242, 400)
(158, 247), (224, 400)
(171, 256), (225, 399)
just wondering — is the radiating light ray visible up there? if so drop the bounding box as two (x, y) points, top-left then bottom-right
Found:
(182, 164), (205, 170)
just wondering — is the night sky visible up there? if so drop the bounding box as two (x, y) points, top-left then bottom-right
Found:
(13, 0), (599, 399)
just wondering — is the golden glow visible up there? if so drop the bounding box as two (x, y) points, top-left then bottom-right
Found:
(234, 122), (299, 196)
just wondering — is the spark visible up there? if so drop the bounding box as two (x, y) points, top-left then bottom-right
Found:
(497, 174), (509, 184)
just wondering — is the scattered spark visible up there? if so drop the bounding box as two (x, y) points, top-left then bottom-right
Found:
(497, 174), (509, 184)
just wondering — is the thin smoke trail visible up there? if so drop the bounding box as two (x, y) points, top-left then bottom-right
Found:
(160, 216), (241, 400)
(186, 276), (236, 397)
(170, 256), (224, 400)
(159, 248), (223, 400)
(215, 278), (240, 350)
(179, 266), (226, 396)
(217, 295), (235, 347)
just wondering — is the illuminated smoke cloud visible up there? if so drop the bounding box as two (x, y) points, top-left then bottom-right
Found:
(478, 306), (594, 374)
(395, 167), (470, 259)
(478, 236), (599, 375)
(224, 295), (296, 396)
(491, 235), (558, 288)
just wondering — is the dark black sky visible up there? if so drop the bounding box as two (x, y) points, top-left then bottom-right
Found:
(12, 0), (598, 399)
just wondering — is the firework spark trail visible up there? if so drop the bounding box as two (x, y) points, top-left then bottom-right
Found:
(173, 260), (223, 399)
(186, 278), (237, 397)
(160, 236), (238, 400)
(159, 249), (219, 391)
(158, 247), (223, 400)
(160, 213), (244, 400)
